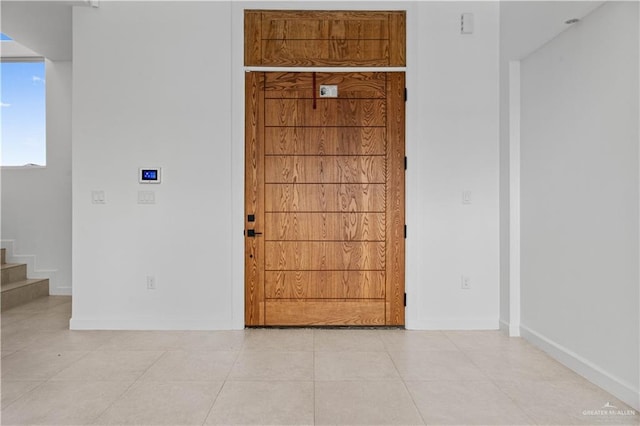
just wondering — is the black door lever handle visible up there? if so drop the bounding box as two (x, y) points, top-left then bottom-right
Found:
(246, 229), (262, 237)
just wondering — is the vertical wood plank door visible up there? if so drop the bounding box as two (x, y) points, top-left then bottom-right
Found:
(245, 71), (405, 326)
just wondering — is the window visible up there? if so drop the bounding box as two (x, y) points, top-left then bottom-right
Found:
(1, 33), (46, 167)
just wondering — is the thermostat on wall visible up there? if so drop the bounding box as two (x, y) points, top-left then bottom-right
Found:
(139, 167), (161, 184)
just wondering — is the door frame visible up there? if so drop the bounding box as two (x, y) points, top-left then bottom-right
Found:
(231, 4), (415, 329)
(244, 71), (406, 326)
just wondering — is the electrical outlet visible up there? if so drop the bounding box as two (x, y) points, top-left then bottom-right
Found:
(462, 190), (472, 205)
(461, 275), (471, 289)
(147, 276), (156, 290)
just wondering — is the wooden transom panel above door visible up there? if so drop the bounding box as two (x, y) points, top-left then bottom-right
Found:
(245, 10), (406, 67)
(245, 72), (405, 326)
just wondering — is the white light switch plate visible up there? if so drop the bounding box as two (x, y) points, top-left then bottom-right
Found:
(91, 191), (105, 204)
(138, 190), (155, 204)
(461, 13), (474, 34)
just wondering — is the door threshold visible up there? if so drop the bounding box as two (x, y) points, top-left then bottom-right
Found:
(245, 325), (405, 330)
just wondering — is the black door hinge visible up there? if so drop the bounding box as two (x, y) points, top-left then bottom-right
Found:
(404, 293), (407, 307)
(404, 156), (407, 170)
(404, 224), (407, 239)
(404, 88), (408, 102)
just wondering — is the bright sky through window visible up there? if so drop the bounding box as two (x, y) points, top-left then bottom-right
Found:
(1, 59), (46, 166)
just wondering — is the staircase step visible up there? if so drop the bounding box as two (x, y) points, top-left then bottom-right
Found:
(1, 278), (49, 311)
(1, 248), (5, 265)
(1, 263), (27, 285)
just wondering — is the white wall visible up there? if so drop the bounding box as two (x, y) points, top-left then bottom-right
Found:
(409, 1), (500, 329)
(498, 0), (605, 338)
(71, 1), (501, 331)
(71, 2), (234, 329)
(520, 1), (639, 409)
(498, 8), (511, 332)
(1, 60), (72, 295)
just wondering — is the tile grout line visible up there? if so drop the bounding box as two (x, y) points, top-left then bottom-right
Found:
(6, 303), (631, 425)
(2, 301), (126, 424)
(463, 354), (539, 424)
(378, 330), (427, 425)
(0, 377), (47, 412)
(83, 379), (138, 425)
(200, 339), (245, 425)
(385, 333), (428, 426)
(313, 328), (317, 426)
(87, 348), (167, 424)
(450, 336), (541, 426)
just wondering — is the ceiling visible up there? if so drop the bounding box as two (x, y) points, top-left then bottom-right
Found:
(1, 37), (41, 58)
(0, 1), (607, 62)
(500, 1), (605, 60)
(0, 1), (86, 61)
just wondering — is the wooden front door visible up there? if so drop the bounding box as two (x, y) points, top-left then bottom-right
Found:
(245, 71), (405, 326)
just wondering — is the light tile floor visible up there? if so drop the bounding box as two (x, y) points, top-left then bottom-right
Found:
(1, 296), (638, 425)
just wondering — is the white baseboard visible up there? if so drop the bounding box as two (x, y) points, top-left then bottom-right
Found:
(406, 317), (499, 330)
(499, 318), (509, 334)
(1, 240), (60, 294)
(69, 317), (243, 331)
(521, 323), (640, 411)
(499, 318), (521, 337)
(509, 324), (521, 337)
(51, 287), (72, 296)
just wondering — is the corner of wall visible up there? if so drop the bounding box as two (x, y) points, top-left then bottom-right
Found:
(1, 240), (70, 295)
(521, 323), (640, 411)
